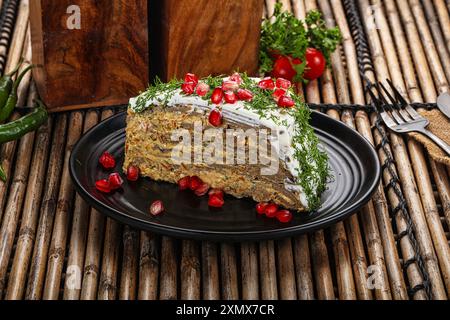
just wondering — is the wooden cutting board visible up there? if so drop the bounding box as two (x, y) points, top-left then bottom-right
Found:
(30, 0), (149, 112)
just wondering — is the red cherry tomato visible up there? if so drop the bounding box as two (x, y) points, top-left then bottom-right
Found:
(303, 48), (326, 81)
(271, 56), (298, 81)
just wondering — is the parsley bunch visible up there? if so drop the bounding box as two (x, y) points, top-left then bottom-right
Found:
(259, 3), (341, 78)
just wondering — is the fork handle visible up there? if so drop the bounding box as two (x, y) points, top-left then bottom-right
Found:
(418, 128), (450, 156)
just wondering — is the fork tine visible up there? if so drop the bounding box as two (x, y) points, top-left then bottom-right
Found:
(379, 81), (413, 122)
(386, 79), (422, 120)
(376, 82), (406, 124)
(367, 88), (397, 128)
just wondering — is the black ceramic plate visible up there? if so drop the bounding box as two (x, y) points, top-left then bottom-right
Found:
(70, 111), (380, 241)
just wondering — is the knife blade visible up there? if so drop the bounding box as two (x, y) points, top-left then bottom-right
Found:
(437, 92), (450, 120)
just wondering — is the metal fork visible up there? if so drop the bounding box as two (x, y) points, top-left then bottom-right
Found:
(370, 79), (450, 156)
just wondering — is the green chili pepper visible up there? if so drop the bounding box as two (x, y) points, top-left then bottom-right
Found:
(0, 164), (6, 182)
(0, 99), (48, 144)
(0, 58), (24, 111)
(0, 64), (34, 123)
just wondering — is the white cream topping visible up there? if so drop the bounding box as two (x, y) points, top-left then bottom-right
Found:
(129, 81), (321, 208)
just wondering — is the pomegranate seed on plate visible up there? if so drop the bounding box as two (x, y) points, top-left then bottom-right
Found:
(196, 82), (210, 96)
(208, 188), (224, 199)
(276, 210), (293, 223)
(184, 73), (198, 85)
(276, 78), (291, 89)
(229, 72), (243, 85)
(95, 179), (111, 193)
(208, 195), (224, 208)
(150, 200), (165, 216)
(211, 87), (224, 104)
(224, 91), (237, 104)
(264, 203), (278, 217)
(236, 89), (253, 101)
(256, 202), (268, 215)
(126, 165), (140, 181)
(99, 151), (115, 169)
(194, 182), (210, 196)
(108, 173), (123, 190)
(181, 82), (195, 95)
(189, 176), (203, 191)
(272, 88), (286, 102)
(178, 176), (191, 190)
(208, 109), (222, 127)
(258, 77), (275, 90)
(277, 96), (295, 108)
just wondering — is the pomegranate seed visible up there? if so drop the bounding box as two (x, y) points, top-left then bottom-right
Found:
(195, 182), (210, 196)
(108, 173), (123, 190)
(222, 80), (239, 92)
(264, 203), (278, 218)
(208, 195), (224, 208)
(229, 72), (243, 85)
(277, 96), (295, 108)
(149, 200), (165, 216)
(181, 82), (195, 95)
(236, 89), (253, 101)
(276, 210), (293, 223)
(99, 151), (116, 169)
(276, 78), (292, 89)
(178, 176), (191, 190)
(184, 73), (198, 85)
(196, 82), (210, 96)
(190, 176), (203, 191)
(211, 87), (224, 104)
(126, 165), (140, 181)
(272, 88), (286, 102)
(208, 188), (224, 199)
(256, 202), (268, 215)
(208, 109), (222, 127)
(224, 91), (237, 104)
(95, 179), (111, 193)
(258, 77), (275, 90)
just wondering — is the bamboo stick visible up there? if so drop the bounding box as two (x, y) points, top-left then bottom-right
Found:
(159, 236), (178, 299)
(434, 0), (450, 53)
(201, 241), (220, 300)
(276, 238), (297, 299)
(419, 0), (450, 82)
(0, 83), (36, 297)
(62, 111), (98, 300)
(293, 235), (314, 299)
(258, 240), (278, 300)
(240, 242), (259, 300)
(79, 109), (114, 300)
(97, 218), (122, 300)
(42, 111), (84, 300)
(119, 226), (138, 300)
(431, 161), (450, 230)
(220, 243), (239, 300)
(5, 114), (52, 300)
(138, 232), (159, 300)
(310, 230), (335, 299)
(180, 240), (201, 300)
(25, 113), (67, 299)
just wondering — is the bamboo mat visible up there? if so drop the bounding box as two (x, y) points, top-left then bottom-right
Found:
(0, 0), (449, 300)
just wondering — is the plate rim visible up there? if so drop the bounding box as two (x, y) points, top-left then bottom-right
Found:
(69, 110), (381, 241)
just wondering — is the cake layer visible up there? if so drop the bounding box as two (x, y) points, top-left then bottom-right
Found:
(124, 105), (305, 211)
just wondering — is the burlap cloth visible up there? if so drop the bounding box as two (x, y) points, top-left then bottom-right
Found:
(408, 109), (450, 166)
